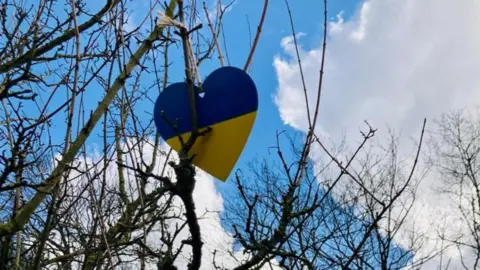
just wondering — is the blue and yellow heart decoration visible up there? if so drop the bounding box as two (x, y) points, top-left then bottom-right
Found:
(154, 66), (258, 181)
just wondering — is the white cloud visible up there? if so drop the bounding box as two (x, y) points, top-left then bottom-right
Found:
(274, 0), (480, 269)
(329, 11), (345, 34)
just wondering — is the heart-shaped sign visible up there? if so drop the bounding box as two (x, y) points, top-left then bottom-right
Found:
(153, 66), (258, 181)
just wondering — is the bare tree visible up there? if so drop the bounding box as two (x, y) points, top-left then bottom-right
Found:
(217, 118), (439, 270)
(427, 109), (480, 270)
(217, 0), (437, 268)
(0, 0), (446, 269)
(0, 0), (269, 268)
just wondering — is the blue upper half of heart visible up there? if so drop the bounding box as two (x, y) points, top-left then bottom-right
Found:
(154, 66), (259, 140)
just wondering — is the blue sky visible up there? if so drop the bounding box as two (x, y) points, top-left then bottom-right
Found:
(3, 0), (480, 268)
(208, 0), (362, 192)
(9, 0), (480, 268)
(27, 0), (363, 185)
(15, 0), (368, 242)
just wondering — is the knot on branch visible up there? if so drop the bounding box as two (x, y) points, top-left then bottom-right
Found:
(157, 256), (178, 270)
(169, 159), (196, 195)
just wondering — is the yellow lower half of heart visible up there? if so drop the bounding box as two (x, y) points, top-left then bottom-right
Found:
(165, 111), (257, 181)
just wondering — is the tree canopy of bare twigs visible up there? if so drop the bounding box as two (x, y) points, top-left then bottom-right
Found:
(0, 0), (478, 270)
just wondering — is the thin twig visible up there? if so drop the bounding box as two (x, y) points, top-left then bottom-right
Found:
(284, 0), (311, 129)
(203, 1), (224, 66)
(243, 0), (269, 71)
(220, 18), (231, 66)
(286, 0), (328, 185)
(343, 118), (428, 269)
